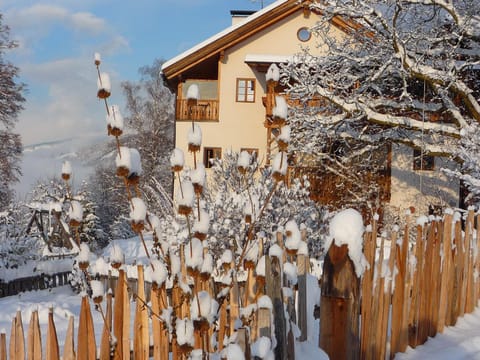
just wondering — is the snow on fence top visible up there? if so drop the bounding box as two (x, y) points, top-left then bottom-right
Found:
(326, 208), (368, 277)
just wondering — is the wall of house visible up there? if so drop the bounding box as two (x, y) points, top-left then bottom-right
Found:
(176, 9), (346, 171)
(389, 143), (459, 215)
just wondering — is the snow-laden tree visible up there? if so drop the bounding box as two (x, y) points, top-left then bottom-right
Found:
(121, 59), (175, 215)
(88, 163), (134, 241)
(0, 202), (42, 269)
(0, 15), (25, 209)
(283, 0), (479, 209)
(206, 151), (327, 258)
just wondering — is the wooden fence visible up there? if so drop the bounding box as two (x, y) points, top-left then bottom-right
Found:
(1, 209), (480, 359)
(0, 272), (71, 298)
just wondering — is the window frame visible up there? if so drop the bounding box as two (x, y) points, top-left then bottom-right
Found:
(203, 147), (222, 168)
(297, 27), (311, 42)
(413, 149), (434, 171)
(236, 78), (256, 103)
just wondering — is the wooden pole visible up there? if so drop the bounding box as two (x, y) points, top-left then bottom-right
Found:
(408, 223), (424, 347)
(134, 265), (149, 360)
(390, 214), (410, 358)
(320, 243), (360, 360)
(360, 219), (376, 359)
(46, 308), (59, 360)
(266, 255), (288, 360)
(297, 253), (308, 342)
(9, 311), (25, 360)
(27, 310), (42, 360)
(0, 333), (6, 360)
(77, 296), (96, 360)
(63, 316), (75, 360)
(464, 209), (476, 314)
(99, 292), (113, 360)
(257, 307), (271, 339)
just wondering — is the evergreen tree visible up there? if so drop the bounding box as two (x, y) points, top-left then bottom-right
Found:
(0, 14), (25, 209)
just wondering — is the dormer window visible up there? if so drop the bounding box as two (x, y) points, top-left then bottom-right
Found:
(236, 78), (255, 102)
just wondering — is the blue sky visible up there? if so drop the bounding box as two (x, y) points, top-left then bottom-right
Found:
(3, 0), (272, 146)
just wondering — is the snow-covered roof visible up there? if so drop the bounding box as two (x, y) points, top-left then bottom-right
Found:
(162, 0), (290, 75)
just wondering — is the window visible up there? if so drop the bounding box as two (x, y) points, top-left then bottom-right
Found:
(413, 149), (434, 171)
(204, 147), (222, 168)
(297, 27), (311, 42)
(236, 78), (255, 102)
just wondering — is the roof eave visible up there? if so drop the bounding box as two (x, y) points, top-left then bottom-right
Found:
(162, 0), (299, 80)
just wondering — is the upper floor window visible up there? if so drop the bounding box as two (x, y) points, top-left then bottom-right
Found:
(413, 149), (434, 171)
(204, 147), (222, 168)
(236, 78), (255, 103)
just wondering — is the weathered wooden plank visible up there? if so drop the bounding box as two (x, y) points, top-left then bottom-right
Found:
(297, 254), (308, 342)
(266, 255), (288, 360)
(9, 311), (25, 360)
(320, 243), (360, 360)
(390, 214), (410, 358)
(464, 210), (476, 314)
(134, 265), (149, 360)
(360, 219), (376, 360)
(27, 310), (42, 360)
(437, 213), (453, 333)
(63, 316), (75, 360)
(46, 308), (59, 360)
(77, 296), (96, 360)
(99, 291), (113, 360)
(0, 333), (6, 360)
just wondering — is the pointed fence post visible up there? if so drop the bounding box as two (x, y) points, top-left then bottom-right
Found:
(100, 291), (113, 360)
(9, 311), (25, 360)
(27, 310), (42, 360)
(77, 296), (96, 360)
(63, 316), (75, 360)
(46, 308), (59, 360)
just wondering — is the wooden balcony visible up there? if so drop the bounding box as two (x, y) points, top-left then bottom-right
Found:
(176, 98), (219, 121)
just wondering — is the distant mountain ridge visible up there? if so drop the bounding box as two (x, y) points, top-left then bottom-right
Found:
(16, 133), (109, 197)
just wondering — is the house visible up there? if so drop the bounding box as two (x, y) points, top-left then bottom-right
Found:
(161, 0), (460, 217)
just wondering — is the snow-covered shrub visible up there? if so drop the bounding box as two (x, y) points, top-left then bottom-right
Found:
(206, 151), (327, 258)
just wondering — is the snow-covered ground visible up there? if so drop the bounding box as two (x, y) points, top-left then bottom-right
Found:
(396, 308), (480, 359)
(1, 285), (480, 358)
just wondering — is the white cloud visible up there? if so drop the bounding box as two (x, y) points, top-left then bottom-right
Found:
(17, 56), (123, 145)
(71, 12), (106, 34)
(5, 4), (107, 43)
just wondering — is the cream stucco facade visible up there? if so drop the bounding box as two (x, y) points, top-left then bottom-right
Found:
(173, 9), (344, 170)
(163, 0), (461, 214)
(389, 144), (459, 216)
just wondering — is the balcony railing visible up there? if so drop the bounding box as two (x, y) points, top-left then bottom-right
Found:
(176, 99), (219, 121)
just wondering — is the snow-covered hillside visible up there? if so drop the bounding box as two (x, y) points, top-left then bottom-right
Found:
(16, 134), (107, 198)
